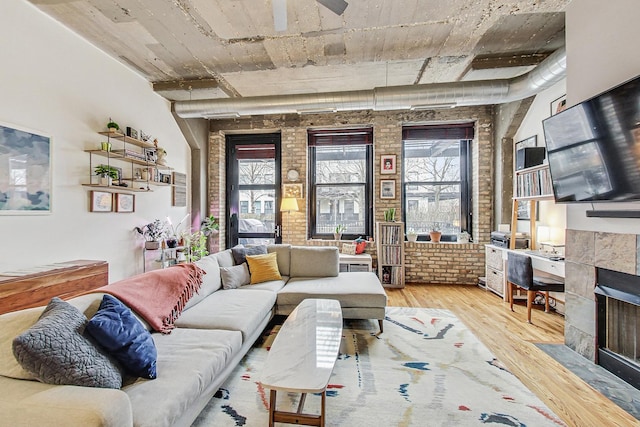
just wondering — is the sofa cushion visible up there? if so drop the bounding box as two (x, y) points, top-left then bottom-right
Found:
(220, 263), (251, 289)
(184, 256), (221, 310)
(246, 253), (282, 284)
(267, 244), (291, 276)
(86, 295), (157, 379)
(278, 272), (387, 309)
(238, 277), (288, 293)
(12, 297), (122, 389)
(174, 289), (276, 342)
(289, 246), (339, 277)
(212, 248), (235, 268)
(231, 245), (267, 267)
(123, 328), (242, 427)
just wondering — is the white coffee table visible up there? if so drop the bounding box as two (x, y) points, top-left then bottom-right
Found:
(260, 298), (343, 427)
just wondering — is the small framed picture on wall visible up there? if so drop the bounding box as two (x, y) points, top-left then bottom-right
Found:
(115, 193), (135, 213)
(90, 191), (113, 212)
(381, 155), (396, 174)
(380, 180), (396, 199)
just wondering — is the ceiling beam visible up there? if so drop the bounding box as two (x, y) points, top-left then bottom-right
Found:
(470, 53), (550, 70)
(153, 79), (220, 92)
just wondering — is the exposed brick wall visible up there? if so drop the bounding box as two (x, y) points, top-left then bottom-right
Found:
(207, 106), (493, 285)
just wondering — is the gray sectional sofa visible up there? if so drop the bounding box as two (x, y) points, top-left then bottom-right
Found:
(0, 244), (386, 427)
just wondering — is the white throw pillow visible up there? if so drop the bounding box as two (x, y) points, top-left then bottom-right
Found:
(220, 263), (251, 289)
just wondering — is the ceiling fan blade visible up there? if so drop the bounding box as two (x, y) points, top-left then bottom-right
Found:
(316, 0), (348, 15)
(273, 0), (287, 32)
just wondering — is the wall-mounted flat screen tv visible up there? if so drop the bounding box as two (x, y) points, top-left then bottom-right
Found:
(542, 75), (640, 203)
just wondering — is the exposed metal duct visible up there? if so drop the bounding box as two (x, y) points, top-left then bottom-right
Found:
(174, 47), (566, 119)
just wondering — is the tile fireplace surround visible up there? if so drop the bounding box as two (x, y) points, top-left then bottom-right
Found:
(564, 229), (640, 361)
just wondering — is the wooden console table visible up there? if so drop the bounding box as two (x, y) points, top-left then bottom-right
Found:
(0, 260), (108, 315)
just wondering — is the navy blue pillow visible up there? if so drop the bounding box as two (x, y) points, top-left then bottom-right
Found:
(86, 295), (157, 379)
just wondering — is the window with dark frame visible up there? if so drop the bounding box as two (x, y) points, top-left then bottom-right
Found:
(308, 128), (374, 239)
(402, 124), (473, 242)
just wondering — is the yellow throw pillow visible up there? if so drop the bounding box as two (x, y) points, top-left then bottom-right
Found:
(246, 253), (282, 284)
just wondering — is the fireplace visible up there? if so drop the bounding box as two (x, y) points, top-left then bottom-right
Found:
(595, 268), (640, 390)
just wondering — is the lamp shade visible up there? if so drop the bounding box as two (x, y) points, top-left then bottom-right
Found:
(280, 197), (299, 212)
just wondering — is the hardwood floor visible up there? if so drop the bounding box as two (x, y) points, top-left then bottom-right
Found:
(386, 284), (639, 427)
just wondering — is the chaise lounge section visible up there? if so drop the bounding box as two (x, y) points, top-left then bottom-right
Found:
(0, 244), (386, 427)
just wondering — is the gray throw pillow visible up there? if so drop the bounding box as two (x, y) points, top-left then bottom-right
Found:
(12, 297), (122, 389)
(220, 263), (251, 289)
(231, 245), (267, 266)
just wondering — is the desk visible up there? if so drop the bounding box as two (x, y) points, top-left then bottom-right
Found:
(484, 245), (565, 313)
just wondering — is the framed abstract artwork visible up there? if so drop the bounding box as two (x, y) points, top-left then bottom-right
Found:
(0, 122), (51, 214)
(91, 191), (113, 212)
(115, 193), (135, 213)
(283, 183), (303, 198)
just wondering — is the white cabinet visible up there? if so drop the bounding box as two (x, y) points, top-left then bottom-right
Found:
(485, 245), (506, 298)
(339, 253), (372, 272)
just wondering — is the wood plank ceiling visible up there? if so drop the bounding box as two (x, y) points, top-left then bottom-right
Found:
(28, 0), (569, 102)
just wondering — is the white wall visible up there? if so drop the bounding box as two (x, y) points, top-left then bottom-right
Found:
(565, 0), (640, 233)
(513, 80), (567, 243)
(0, 0), (191, 281)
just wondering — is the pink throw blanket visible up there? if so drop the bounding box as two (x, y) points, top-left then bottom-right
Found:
(94, 263), (204, 333)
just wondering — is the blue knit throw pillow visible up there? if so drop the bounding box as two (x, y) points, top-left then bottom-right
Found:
(86, 294), (157, 379)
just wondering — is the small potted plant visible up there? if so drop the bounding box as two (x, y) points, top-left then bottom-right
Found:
(134, 219), (167, 250)
(94, 164), (118, 186)
(383, 208), (396, 222)
(407, 228), (418, 242)
(334, 224), (346, 240)
(106, 118), (119, 132)
(429, 226), (442, 243)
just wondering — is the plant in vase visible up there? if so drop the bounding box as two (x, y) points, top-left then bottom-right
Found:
(184, 230), (208, 262)
(106, 118), (119, 132)
(166, 214), (190, 248)
(94, 164), (118, 186)
(334, 224), (346, 240)
(429, 226), (442, 243)
(383, 208), (396, 222)
(407, 228), (418, 242)
(134, 219), (167, 250)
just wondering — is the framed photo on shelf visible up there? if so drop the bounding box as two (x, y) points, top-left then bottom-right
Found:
(113, 166), (123, 184)
(551, 94), (567, 116)
(159, 173), (172, 184)
(515, 135), (537, 151)
(115, 193), (135, 213)
(90, 191), (113, 212)
(380, 180), (395, 199)
(283, 183), (303, 198)
(0, 122), (51, 215)
(381, 155), (396, 174)
(517, 200), (539, 220)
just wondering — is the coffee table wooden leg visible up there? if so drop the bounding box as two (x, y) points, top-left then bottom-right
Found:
(320, 391), (326, 427)
(269, 389), (276, 427)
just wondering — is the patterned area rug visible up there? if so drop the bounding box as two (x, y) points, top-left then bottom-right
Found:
(192, 307), (566, 426)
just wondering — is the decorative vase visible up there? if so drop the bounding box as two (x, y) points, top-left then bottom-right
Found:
(333, 233), (342, 240)
(100, 175), (112, 186)
(166, 238), (178, 248)
(407, 234), (418, 242)
(145, 240), (160, 250)
(429, 231), (442, 243)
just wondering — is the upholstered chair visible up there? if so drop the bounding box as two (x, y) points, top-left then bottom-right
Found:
(506, 252), (565, 323)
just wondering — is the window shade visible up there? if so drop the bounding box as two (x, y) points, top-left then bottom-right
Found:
(308, 128), (373, 146)
(402, 123), (475, 141)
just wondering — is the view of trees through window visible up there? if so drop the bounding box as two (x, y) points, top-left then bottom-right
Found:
(238, 158), (275, 234)
(404, 140), (462, 236)
(314, 145), (367, 235)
